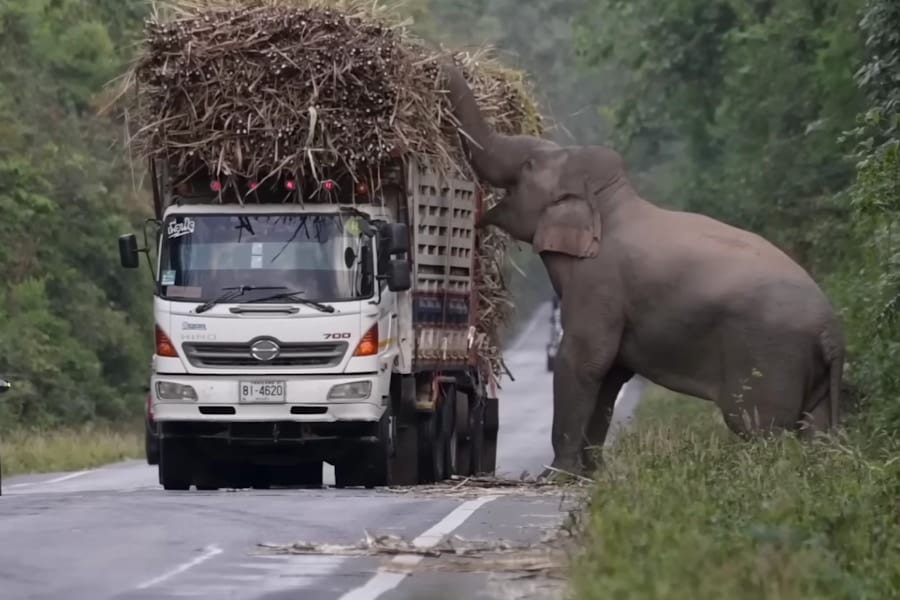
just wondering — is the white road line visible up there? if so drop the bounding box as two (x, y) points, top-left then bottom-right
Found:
(339, 495), (499, 600)
(7, 469), (95, 489)
(135, 544), (223, 590)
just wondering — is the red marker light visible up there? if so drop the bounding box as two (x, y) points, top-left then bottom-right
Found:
(210, 180), (222, 192)
(285, 180), (297, 191)
(355, 182), (369, 195)
(323, 180), (335, 192)
(248, 181), (258, 190)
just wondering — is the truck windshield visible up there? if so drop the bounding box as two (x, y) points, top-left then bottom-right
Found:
(158, 213), (374, 303)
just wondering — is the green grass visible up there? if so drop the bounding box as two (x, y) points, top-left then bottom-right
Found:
(571, 386), (900, 600)
(1, 424), (144, 477)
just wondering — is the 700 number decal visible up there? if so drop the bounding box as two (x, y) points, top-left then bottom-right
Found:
(323, 332), (351, 339)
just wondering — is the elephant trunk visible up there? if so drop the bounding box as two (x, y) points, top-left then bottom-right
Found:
(442, 61), (554, 188)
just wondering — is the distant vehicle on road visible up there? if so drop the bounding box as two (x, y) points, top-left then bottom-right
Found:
(547, 297), (562, 372)
(0, 377), (10, 495)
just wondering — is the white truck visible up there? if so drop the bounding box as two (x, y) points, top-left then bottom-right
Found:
(118, 158), (500, 490)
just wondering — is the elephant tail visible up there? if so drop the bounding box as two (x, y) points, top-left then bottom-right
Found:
(820, 326), (844, 430)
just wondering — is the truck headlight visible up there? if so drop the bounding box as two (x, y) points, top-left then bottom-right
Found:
(327, 381), (372, 400)
(156, 381), (198, 401)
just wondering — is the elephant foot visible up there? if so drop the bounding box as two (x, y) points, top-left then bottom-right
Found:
(581, 446), (605, 475)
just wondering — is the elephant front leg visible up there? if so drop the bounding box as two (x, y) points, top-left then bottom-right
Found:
(545, 335), (619, 479)
(581, 366), (633, 474)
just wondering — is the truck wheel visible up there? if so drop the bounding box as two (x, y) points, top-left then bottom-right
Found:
(469, 395), (486, 475)
(336, 414), (392, 489)
(270, 462), (323, 488)
(158, 437), (193, 491)
(222, 462), (269, 490)
(547, 354), (555, 372)
(451, 391), (473, 477)
(293, 462), (323, 488)
(248, 465), (272, 489)
(391, 417), (419, 486)
(416, 408), (449, 484)
(480, 396), (499, 475)
(193, 457), (224, 491)
(145, 429), (160, 466)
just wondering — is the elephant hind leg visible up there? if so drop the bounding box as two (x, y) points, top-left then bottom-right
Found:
(581, 366), (633, 474)
(717, 372), (806, 438)
(797, 369), (831, 439)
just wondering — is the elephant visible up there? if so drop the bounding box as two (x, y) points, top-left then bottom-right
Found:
(441, 62), (845, 478)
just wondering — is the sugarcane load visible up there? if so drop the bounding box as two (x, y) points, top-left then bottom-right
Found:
(111, 0), (543, 490)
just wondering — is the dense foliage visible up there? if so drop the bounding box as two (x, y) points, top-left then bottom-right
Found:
(574, 389), (900, 600)
(3, 0), (896, 441)
(0, 0), (154, 430)
(577, 0), (900, 440)
(842, 0), (900, 433)
(569, 3), (900, 596)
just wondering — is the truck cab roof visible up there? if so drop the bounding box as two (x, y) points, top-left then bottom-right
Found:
(163, 202), (395, 222)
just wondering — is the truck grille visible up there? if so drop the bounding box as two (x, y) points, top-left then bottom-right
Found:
(183, 341), (348, 368)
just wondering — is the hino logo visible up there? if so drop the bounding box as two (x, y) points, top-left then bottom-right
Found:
(250, 338), (281, 362)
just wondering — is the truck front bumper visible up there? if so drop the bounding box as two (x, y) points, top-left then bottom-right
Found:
(150, 373), (388, 425)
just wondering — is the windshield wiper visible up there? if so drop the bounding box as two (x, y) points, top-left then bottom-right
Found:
(195, 286), (286, 314)
(244, 290), (336, 314)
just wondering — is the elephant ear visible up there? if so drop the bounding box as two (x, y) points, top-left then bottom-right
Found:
(532, 190), (601, 258)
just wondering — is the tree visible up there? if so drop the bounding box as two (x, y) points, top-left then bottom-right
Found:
(0, 0), (154, 429)
(577, 0), (865, 270)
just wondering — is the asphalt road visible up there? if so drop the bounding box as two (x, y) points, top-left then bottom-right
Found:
(0, 303), (643, 600)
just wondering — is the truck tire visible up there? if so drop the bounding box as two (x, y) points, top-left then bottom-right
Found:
(158, 437), (193, 491)
(246, 465), (272, 489)
(546, 354), (555, 373)
(145, 428), (160, 466)
(389, 374), (419, 486)
(270, 462), (323, 488)
(335, 414), (392, 489)
(193, 456), (224, 491)
(294, 462), (324, 488)
(417, 407), (450, 484)
(451, 391), (473, 477)
(390, 417), (418, 486)
(469, 395), (486, 475)
(480, 396), (499, 475)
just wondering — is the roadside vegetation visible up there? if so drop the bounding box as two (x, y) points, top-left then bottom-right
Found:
(570, 1), (900, 596)
(573, 387), (900, 600)
(1, 424), (143, 477)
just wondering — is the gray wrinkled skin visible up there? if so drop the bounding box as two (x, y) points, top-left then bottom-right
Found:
(443, 62), (845, 478)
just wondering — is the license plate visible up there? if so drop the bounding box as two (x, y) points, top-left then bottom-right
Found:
(239, 380), (286, 404)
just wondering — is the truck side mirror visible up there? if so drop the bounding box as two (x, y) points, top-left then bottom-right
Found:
(119, 234), (140, 269)
(386, 258), (411, 292)
(380, 223), (409, 256)
(0, 379), (10, 395)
